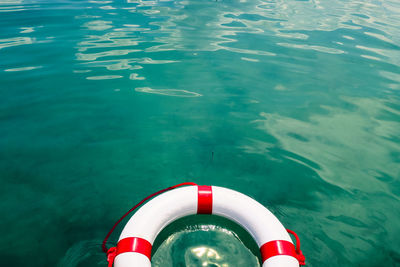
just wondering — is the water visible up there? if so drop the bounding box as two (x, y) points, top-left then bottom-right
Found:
(1, 0), (399, 266)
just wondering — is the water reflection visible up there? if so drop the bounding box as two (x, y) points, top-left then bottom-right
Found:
(276, 42), (345, 54)
(189, 247), (223, 266)
(152, 225), (259, 267)
(19, 26), (35, 33)
(135, 87), (201, 97)
(86, 74), (123, 80)
(73, 0), (400, 94)
(4, 66), (41, 71)
(0, 36), (34, 49)
(250, 96), (399, 193)
(82, 20), (113, 31)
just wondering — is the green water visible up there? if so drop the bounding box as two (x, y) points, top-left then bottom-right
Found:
(1, 0), (400, 266)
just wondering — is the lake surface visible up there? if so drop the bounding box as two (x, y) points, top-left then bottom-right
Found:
(1, 0), (399, 266)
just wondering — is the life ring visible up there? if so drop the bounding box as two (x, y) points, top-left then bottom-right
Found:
(106, 185), (305, 267)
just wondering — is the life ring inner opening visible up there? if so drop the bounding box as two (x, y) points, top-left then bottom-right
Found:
(151, 216), (262, 266)
(151, 214), (262, 264)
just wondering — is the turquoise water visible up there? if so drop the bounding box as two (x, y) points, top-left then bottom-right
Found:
(1, 0), (400, 266)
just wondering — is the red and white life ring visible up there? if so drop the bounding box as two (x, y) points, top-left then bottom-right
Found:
(107, 185), (305, 267)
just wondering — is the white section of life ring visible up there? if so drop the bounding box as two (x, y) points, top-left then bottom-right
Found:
(114, 186), (299, 267)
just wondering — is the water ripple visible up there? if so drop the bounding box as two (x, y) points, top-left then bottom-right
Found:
(76, 49), (140, 61)
(135, 87), (202, 97)
(251, 97), (400, 193)
(4, 66), (41, 71)
(0, 37), (33, 49)
(277, 42), (345, 55)
(86, 75), (123, 80)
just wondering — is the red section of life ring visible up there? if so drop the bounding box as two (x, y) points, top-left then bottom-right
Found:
(261, 240), (298, 263)
(117, 237), (152, 260)
(197, 185), (213, 214)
